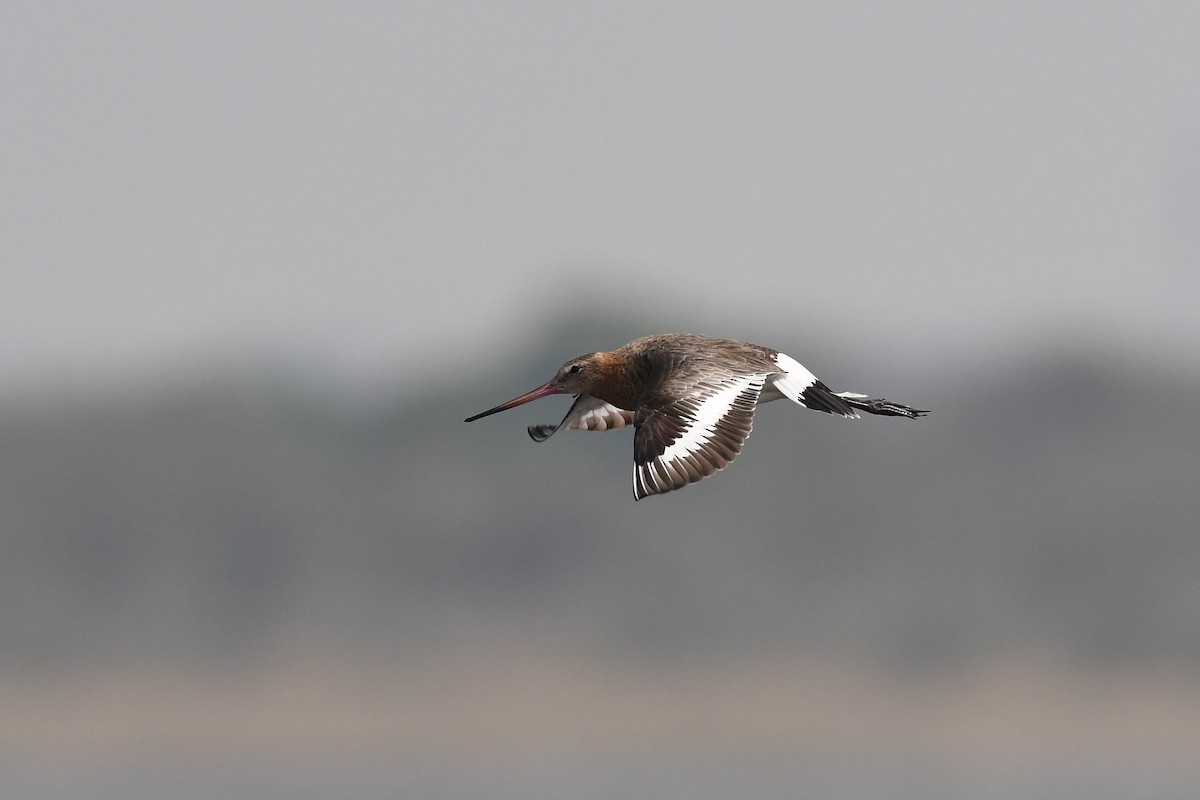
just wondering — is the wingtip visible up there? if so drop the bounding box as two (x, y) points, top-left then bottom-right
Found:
(527, 424), (556, 442)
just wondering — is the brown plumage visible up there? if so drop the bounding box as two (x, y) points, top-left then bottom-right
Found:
(465, 333), (927, 500)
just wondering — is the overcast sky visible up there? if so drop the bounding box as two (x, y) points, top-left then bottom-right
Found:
(3, 2), (1199, 397)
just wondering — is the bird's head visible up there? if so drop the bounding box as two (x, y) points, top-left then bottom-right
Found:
(464, 352), (607, 423)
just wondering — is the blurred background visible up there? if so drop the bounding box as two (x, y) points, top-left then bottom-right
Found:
(3, 2), (1200, 797)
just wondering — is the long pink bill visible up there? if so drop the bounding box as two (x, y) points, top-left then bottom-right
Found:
(464, 380), (563, 422)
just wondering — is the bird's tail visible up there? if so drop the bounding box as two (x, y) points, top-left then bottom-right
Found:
(834, 392), (928, 419)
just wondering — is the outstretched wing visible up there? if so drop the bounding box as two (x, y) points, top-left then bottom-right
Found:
(528, 394), (635, 442)
(632, 373), (767, 500)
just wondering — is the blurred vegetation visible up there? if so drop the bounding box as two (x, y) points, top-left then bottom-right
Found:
(2, 317), (1199, 676)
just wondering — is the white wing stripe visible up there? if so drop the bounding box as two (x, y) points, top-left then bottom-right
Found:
(657, 374), (762, 465)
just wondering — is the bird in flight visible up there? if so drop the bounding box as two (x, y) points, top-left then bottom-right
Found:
(465, 333), (927, 500)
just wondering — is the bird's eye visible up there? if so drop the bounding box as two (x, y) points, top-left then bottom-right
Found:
(568, 364), (581, 374)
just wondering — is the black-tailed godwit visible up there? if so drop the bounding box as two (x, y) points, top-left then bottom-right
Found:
(465, 333), (927, 500)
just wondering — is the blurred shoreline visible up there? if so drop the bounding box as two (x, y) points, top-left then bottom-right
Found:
(3, 334), (1199, 799)
(5, 652), (1200, 760)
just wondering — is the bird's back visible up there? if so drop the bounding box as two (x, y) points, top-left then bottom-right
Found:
(619, 334), (781, 402)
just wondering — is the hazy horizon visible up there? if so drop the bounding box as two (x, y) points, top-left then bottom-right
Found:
(4, 2), (1200, 399)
